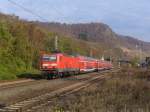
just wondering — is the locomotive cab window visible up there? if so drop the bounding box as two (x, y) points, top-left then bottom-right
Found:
(42, 56), (57, 61)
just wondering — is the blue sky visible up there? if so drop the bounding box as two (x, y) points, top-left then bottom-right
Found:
(0, 0), (150, 42)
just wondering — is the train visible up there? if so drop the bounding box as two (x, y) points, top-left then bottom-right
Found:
(40, 53), (113, 79)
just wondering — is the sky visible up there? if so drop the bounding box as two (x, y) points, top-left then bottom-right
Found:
(0, 0), (150, 42)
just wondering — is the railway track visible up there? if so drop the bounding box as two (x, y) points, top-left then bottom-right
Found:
(0, 79), (33, 86)
(0, 69), (118, 112)
(27, 76), (105, 112)
(0, 70), (110, 91)
(0, 73), (97, 91)
(0, 72), (104, 106)
(0, 80), (46, 91)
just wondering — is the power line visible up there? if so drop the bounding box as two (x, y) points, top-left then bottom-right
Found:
(43, 1), (64, 17)
(7, 0), (63, 52)
(7, 0), (48, 21)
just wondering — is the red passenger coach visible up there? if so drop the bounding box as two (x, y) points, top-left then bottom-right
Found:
(78, 57), (97, 72)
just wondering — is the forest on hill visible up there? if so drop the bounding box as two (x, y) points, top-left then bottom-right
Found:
(0, 13), (150, 80)
(37, 22), (150, 57)
(0, 13), (113, 79)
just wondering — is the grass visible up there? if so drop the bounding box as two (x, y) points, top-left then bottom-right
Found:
(0, 65), (41, 80)
(50, 68), (150, 112)
(0, 65), (17, 80)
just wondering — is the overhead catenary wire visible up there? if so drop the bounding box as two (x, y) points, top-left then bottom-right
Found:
(7, 0), (62, 52)
(7, 0), (83, 23)
(6, 0), (76, 53)
(7, 0), (48, 22)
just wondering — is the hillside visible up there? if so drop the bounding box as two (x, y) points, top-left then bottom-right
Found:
(36, 22), (150, 58)
(0, 12), (150, 79)
(0, 13), (117, 79)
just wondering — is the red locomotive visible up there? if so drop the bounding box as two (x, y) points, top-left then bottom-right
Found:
(40, 53), (112, 79)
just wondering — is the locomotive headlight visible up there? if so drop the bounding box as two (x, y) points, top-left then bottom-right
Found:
(50, 64), (57, 66)
(42, 63), (57, 67)
(42, 64), (49, 67)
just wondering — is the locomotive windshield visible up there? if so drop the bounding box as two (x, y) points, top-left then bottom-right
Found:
(42, 56), (57, 61)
